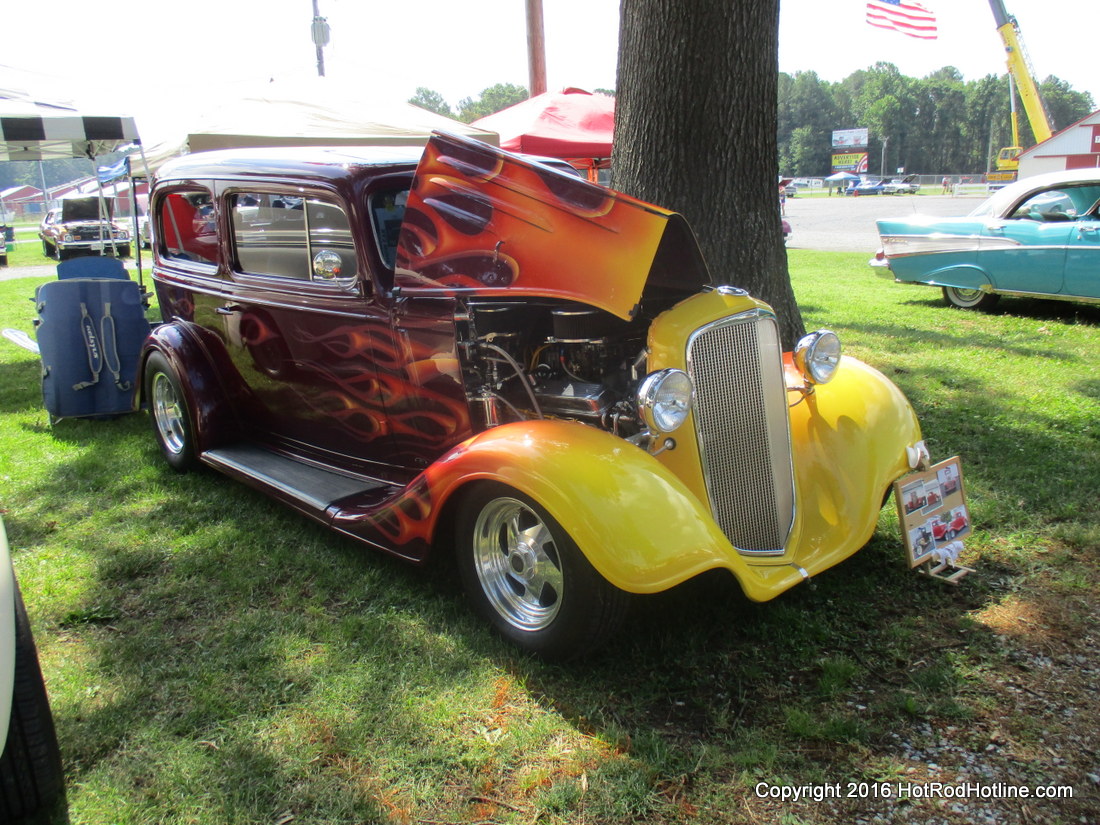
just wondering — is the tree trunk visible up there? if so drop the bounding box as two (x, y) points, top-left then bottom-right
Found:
(613, 0), (805, 349)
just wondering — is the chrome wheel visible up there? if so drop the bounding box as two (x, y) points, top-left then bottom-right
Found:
(470, 496), (564, 632)
(152, 371), (187, 455)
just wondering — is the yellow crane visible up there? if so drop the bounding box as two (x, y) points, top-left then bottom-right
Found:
(989, 0), (1053, 172)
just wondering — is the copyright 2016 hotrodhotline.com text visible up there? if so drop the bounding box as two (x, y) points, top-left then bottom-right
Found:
(755, 781), (1075, 803)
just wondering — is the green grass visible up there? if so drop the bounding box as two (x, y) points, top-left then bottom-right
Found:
(2, 251), (1098, 824)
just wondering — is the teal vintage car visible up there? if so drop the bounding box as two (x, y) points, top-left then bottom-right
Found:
(871, 169), (1100, 309)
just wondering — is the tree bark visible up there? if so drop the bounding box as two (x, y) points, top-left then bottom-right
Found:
(613, 0), (805, 349)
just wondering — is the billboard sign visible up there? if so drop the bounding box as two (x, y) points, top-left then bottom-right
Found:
(832, 128), (869, 148)
(832, 152), (869, 173)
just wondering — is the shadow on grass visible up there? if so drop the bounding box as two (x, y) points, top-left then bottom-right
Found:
(898, 294), (1100, 328)
(6, 357), (1097, 822)
(0, 356), (43, 414)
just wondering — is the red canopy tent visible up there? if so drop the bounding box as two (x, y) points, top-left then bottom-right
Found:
(471, 88), (613, 181)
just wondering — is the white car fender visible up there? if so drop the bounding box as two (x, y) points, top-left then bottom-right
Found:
(0, 519), (15, 747)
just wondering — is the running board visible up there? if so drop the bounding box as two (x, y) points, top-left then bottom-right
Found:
(202, 444), (395, 516)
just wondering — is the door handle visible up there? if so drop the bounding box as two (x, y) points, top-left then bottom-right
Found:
(1078, 225), (1098, 237)
(216, 304), (242, 315)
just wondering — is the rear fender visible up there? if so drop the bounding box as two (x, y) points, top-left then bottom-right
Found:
(907, 263), (991, 292)
(141, 322), (240, 452)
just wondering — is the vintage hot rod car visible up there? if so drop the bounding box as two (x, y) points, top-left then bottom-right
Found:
(39, 196), (131, 260)
(139, 133), (929, 658)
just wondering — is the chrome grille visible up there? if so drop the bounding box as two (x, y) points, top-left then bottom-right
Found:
(687, 312), (795, 554)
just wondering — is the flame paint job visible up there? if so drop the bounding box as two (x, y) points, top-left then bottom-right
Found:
(327, 288), (921, 600)
(396, 132), (692, 319)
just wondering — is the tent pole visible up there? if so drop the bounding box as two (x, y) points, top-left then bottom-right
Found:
(89, 154), (118, 260)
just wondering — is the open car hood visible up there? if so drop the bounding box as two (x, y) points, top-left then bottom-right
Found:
(60, 196), (114, 223)
(394, 132), (709, 320)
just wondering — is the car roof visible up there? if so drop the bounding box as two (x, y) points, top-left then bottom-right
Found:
(975, 168), (1100, 217)
(154, 145), (425, 184)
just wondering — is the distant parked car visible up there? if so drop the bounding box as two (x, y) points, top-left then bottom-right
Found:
(872, 168), (1100, 309)
(882, 174), (920, 195)
(39, 196), (131, 260)
(1, 518), (66, 822)
(853, 178), (885, 196)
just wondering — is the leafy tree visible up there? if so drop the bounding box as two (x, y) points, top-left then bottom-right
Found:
(1039, 75), (1095, 132)
(773, 63), (1095, 177)
(408, 87), (454, 118)
(778, 71), (838, 175)
(782, 126), (820, 176)
(614, 0), (804, 348)
(456, 83), (529, 124)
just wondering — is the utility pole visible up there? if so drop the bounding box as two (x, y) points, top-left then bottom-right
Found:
(526, 0), (547, 96)
(311, 0), (330, 78)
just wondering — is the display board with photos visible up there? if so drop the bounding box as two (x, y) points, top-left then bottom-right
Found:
(894, 456), (970, 568)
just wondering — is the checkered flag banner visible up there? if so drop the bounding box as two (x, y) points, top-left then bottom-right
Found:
(1, 95), (139, 161)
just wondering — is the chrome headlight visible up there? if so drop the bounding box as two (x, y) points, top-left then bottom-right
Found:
(794, 330), (841, 385)
(637, 368), (693, 433)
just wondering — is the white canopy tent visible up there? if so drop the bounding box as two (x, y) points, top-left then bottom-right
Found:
(136, 80), (497, 173)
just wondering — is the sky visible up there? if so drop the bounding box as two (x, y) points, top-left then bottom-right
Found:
(2, 0), (1095, 127)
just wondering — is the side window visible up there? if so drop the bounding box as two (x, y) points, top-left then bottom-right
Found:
(230, 193), (357, 282)
(370, 187), (408, 271)
(159, 189), (218, 265)
(1009, 190), (1076, 222)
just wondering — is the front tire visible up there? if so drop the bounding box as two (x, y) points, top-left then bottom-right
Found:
(145, 351), (198, 472)
(457, 483), (628, 660)
(0, 584), (66, 823)
(942, 286), (999, 310)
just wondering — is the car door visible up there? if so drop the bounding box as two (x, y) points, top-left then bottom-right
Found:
(1064, 211), (1100, 299)
(979, 189), (1075, 294)
(219, 186), (397, 472)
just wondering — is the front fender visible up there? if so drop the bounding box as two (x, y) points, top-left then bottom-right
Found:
(326, 419), (752, 595)
(331, 362), (923, 603)
(783, 355), (922, 577)
(141, 322), (240, 453)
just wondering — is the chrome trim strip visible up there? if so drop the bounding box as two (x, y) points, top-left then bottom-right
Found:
(880, 233), (1021, 259)
(989, 288), (1100, 306)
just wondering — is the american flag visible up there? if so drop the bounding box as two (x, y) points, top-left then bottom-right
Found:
(866, 0), (938, 40)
